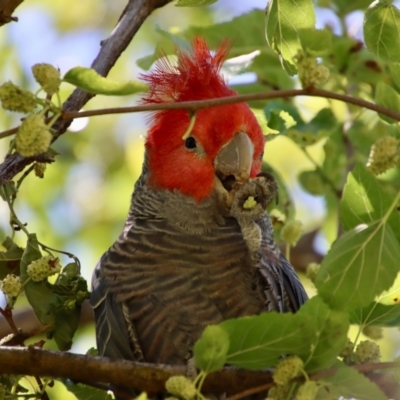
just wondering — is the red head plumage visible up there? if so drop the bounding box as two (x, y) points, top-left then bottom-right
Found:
(141, 37), (234, 105)
(140, 37), (265, 202)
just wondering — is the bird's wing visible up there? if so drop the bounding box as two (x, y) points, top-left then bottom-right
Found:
(90, 257), (144, 361)
(257, 215), (308, 312)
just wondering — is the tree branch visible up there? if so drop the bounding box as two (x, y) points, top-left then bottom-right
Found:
(0, 347), (398, 398)
(0, 346), (269, 395)
(58, 87), (400, 121)
(0, 0), (24, 26)
(0, 0), (173, 185)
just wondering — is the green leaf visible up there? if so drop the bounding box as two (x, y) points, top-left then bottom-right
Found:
(297, 108), (337, 135)
(251, 108), (273, 134)
(221, 312), (315, 370)
(193, 325), (229, 373)
(299, 28), (332, 56)
(175, 0), (217, 6)
(340, 164), (400, 243)
(297, 296), (349, 371)
(322, 365), (386, 400)
(58, 379), (113, 400)
(375, 81), (400, 123)
(63, 67), (149, 96)
(315, 221), (400, 311)
(350, 302), (400, 327)
(0, 237), (23, 279)
(265, 100), (304, 132)
(364, 2), (400, 63)
(322, 192), (340, 246)
(265, 0), (316, 74)
(299, 170), (326, 196)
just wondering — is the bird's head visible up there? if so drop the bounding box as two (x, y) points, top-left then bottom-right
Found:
(140, 37), (265, 204)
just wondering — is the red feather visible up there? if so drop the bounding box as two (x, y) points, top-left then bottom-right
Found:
(140, 37), (265, 202)
(140, 37), (234, 106)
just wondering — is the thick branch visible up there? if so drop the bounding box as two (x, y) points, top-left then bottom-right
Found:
(0, 346), (269, 395)
(0, 347), (398, 398)
(0, 0), (172, 185)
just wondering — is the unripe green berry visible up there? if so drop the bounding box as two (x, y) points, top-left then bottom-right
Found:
(0, 274), (22, 297)
(367, 135), (400, 175)
(362, 325), (383, 340)
(34, 162), (46, 178)
(273, 356), (304, 386)
(267, 384), (290, 400)
(354, 340), (381, 364)
(32, 63), (61, 95)
(295, 381), (319, 400)
(269, 208), (286, 224)
(243, 196), (257, 209)
(165, 376), (197, 400)
(27, 255), (61, 282)
(295, 50), (330, 87)
(339, 338), (355, 365)
(280, 220), (304, 247)
(306, 263), (320, 284)
(15, 115), (52, 157)
(0, 82), (36, 113)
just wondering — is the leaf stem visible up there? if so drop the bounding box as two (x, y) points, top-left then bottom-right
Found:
(37, 241), (81, 271)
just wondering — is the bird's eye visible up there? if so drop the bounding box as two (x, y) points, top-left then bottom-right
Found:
(185, 136), (197, 149)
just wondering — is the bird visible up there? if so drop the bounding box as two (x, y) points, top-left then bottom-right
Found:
(90, 37), (308, 369)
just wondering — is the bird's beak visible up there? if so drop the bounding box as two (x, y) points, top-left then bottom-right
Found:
(214, 132), (254, 192)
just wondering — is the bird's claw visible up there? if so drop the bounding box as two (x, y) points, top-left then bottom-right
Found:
(230, 173), (278, 222)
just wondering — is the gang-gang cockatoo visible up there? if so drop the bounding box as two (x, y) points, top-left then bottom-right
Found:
(91, 37), (308, 368)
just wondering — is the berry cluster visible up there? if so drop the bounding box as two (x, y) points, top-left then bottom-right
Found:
(32, 63), (61, 96)
(34, 162), (47, 178)
(354, 340), (381, 364)
(273, 356), (304, 386)
(295, 50), (330, 88)
(15, 114), (52, 157)
(27, 255), (61, 282)
(0, 82), (36, 113)
(165, 376), (197, 400)
(0, 274), (22, 297)
(367, 135), (400, 175)
(280, 220), (304, 247)
(306, 263), (320, 284)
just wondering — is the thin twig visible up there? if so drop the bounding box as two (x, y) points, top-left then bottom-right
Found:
(0, 306), (18, 334)
(60, 86), (400, 121)
(1, 86), (400, 141)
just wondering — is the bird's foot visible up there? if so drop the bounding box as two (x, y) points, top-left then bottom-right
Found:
(230, 173), (278, 223)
